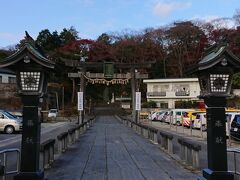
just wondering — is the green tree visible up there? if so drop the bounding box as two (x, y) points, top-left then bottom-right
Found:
(36, 29), (54, 52)
(142, 101), (157, 108)
(59, 26), (79, 45)
(51, 31), (61, 49)
(0, 50), (10, 60)
(97, 33), (112, 45)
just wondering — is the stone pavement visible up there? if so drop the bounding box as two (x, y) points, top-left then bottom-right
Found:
(45, 116), (199, 180)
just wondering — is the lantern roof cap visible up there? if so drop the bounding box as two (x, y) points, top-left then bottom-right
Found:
(0, 33), (55, 69)
(200, 44), (226, 65)
(187, 42), (240, 74)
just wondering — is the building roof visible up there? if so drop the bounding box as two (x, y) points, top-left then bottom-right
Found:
(143, 78), (199, 83)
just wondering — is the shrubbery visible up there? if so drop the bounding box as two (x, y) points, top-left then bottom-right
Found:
(142, 101), (157, 108)
(175, 100), (199, 109)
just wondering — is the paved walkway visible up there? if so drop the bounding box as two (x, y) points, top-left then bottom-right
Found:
(45, 116), (199, 180)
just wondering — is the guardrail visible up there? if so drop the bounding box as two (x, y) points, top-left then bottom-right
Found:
(178, 138), (201, 169)
(57, 118), (95, 154)
(40, 139), (55, 169)
(116, 116), (158, 144)
(159, 131), (173, 154)
(0, 148), (20, 180)
(0, 117), (95, 179)
(57, 132), (69, 154)
(148, 127), (158, 144)
(117, 116), (202, 170)
(227, 148), (240, 177)
(68, 128), (76, 144)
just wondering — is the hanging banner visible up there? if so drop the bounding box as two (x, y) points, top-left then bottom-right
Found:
(135, 92), (141, 111)
(78, 92), (83, 111)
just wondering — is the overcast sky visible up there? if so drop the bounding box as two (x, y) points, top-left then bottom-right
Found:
(0, 0), (239, 47)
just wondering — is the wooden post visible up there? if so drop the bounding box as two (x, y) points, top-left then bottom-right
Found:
(71, 78), (75, 103)
(62, 86), (64, 110)
(80, 67), (86, 124)
(55, 92), (59, 111)
(131, 67), (136, 122)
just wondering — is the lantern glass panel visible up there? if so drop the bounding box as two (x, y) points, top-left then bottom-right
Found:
(210, 74), (229, 93)
(20, 72), (41, 91)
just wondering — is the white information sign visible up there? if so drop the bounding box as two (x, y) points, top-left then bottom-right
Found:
(78, 92), (83, 111)
(135, 92), (141, 111)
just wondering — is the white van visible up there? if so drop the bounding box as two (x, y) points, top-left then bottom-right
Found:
(149, 111), (163, 121)
(162, 110), (172, 123)
(192, 112), (207, 130)
(169, 109), (194, 125)
(0, 110), (22, 134)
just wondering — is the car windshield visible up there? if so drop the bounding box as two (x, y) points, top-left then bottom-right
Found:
(183, 112), (188, 117)
(3, 111), (17, 119)
(50, 110), (57, 113)
(235, 116), (240, 124)
(176, 112), (181, 116)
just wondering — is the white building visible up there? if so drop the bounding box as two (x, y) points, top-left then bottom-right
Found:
(0, 68), (16, 98)
(143, 78), (200, 108)
(0, 68), (16, 84)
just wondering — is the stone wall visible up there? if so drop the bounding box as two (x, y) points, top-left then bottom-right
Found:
(0, 83), (17, 98)
(0, 83), (21, 109)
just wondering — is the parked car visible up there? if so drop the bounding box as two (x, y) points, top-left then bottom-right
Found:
(155, 110), (169, 122)
(226, 112), (240, 136)
(0, 110), (22, 134)
(148, 111), (157, 120)
(153, 112), (165, 121)
(182, 111), (196, 127)
(8, 111), (23, 121)
(169, 109), (194, 125)
(162, 111), (172, 123)
(192, 112), (207, 130)
(182, 110), (205, 127)
(140, 111), (149, 119)
(230, 114), (240, 140)
(48, 109), (58, 118)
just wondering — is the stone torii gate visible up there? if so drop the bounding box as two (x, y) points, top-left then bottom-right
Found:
(64, 60), (153, 123)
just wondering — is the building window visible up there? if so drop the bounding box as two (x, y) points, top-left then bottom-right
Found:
(175, 90), (190, 96)
(147, 92), (166, 96)
(150, 85), (169, 96)
(0, 76), (2, 83)
(160, 102), (168, 108)
(8, 77), (16, 84)
(173, 84), (190, 96)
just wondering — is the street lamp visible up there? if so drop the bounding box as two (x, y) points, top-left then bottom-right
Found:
(189, 42), (240, 180)
(0, 36), (54, 180)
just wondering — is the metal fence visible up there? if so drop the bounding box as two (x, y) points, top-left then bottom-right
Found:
(227, 148), (240, 179)
(0, 148), (20, 180)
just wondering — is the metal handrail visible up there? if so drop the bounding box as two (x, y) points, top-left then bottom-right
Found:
(0, 148), (20, 179)
(227, 148), (240, 176)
